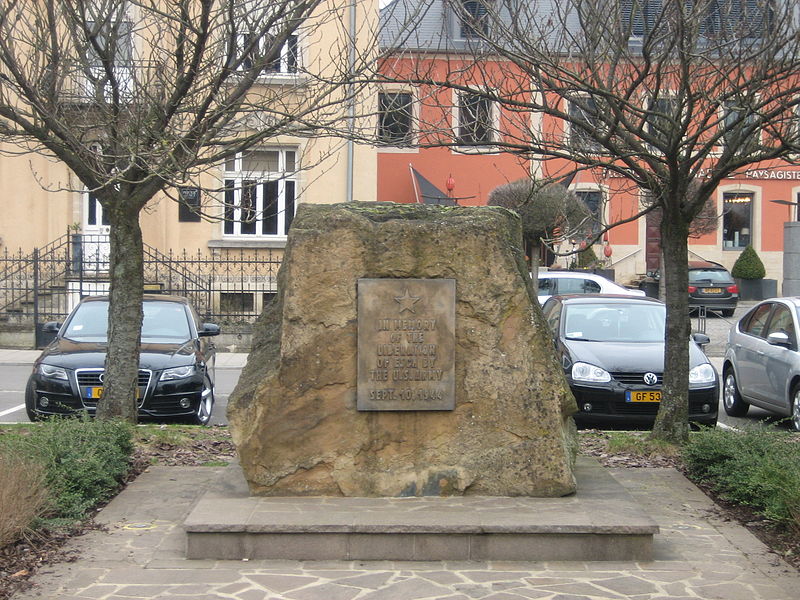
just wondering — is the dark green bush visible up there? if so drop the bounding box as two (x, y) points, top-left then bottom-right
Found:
(0, 418), (134, 523)
(731, 245), (766, 280)
(575, 245), (600, 269)
(683, 427), (800, 526)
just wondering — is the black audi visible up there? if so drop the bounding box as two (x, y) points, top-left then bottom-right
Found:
(541, 294), (718, 428)
(25, 294), (219, 425)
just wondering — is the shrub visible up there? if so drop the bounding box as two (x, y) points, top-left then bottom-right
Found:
(575, 245), (599, 269)
(731, 245), (766, 280)
(683, 427), (800, 527)
(0, 453), (48, 546)
(0, 418), (134, 523)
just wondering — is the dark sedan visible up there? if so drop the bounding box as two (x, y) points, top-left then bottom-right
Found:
(541, 294), (718, 428)
(25, 294), (219, 425)
(688, 261), (739, 317)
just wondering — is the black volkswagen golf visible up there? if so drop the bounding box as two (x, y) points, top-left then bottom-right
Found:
(541, 294), (718, 428)
(25, 294), (219, 425)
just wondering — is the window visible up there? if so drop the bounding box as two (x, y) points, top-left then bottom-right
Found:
(722, 191), (753, 249)
(647, 97), (679, 147)
(722, 100), (760, 154)
(741, 302), (772, 337)
(575, 190), (602, 234)
(220, 292), (255, 313)
(703, 0), (774, 39)
(456, 91), (493, 146)
(178, 187), (202, 222)
(568, 96), (601, 152)
(86, 194), (110, 227)
(557, 278), (602, 295)
(796, 191), (800, 222)
(456, 0), (490, 39)
(237, 32), (298, 74)
(378, 92), (413, 145)
(620, 0), (663, 38)
(765, 304), (796, 348)
(223, 149), (297, 237)
(83, 19), (134, 99)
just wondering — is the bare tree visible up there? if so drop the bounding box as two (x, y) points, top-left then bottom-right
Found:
(0, 0), (375, 421)
(380, 0), (800, 442)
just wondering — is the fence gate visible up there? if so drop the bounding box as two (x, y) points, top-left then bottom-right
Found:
(1, 233), (283, 347)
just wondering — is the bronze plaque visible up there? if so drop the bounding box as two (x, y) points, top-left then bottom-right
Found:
(357, 278), (455, 411)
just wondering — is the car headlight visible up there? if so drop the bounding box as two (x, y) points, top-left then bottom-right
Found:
(160, 365), (196, 381)
(37, 364), (68, 381)
(571, 362), (611, 383)
(689, 363), (716, 385)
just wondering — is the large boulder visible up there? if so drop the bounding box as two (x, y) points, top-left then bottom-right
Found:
(227, 202), (578, 497)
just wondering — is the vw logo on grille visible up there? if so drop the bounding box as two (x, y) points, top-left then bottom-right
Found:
(98, 373), (105, 383)
(643, 372), (658, 386)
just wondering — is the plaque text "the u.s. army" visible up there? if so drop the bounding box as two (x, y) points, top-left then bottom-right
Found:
(357, 279), (455, 411)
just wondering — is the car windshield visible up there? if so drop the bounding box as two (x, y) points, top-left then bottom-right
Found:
(563, 302), (665, 343)
(62, 300), (191, 343)
(689, 269), (731, 284)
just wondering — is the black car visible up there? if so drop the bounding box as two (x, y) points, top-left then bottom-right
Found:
(541, 294), (718, 428)
(688, 261), (739, 317)
(26, 294), (220, 425)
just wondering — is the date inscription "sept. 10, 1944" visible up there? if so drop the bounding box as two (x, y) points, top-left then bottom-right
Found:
(357, 278), (455, 411)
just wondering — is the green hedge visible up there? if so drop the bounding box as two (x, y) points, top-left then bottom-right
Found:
(683, 427), (800, 526)
(0, 418), (134, 523)
(731, 245), (766, 280)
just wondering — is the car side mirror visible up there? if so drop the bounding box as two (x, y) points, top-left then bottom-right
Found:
(43, 321), (61, 333)
(199, 323), (220, 337)
(691, 332), (710, 346)
(767, 331), (792, 348)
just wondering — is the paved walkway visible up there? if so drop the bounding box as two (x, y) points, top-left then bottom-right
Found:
(12, 465), (800, 600)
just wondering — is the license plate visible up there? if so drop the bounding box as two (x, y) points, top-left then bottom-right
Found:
(84, 387), (142, 399)
(626, 390), (661, 403)
(703, 288), (722, 294)
(85, 387), (104, 399)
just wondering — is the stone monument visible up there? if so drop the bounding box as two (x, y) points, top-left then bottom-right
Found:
(227, 202), (578, 497)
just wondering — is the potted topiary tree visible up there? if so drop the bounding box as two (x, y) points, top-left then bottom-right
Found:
(731, 245), (776, 300)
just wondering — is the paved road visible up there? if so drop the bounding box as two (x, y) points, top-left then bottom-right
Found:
(0, 352), (245, 425)
(1, 304), (795, 431)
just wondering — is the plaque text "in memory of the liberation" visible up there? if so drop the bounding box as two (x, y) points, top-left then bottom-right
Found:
(357, 278), (455, 411)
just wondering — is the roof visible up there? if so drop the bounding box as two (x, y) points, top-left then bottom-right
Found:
(553, 293), (663, 305)
(688, 261), (727, 270)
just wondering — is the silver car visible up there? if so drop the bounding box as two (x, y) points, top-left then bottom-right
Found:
(723, 297), (800, 430)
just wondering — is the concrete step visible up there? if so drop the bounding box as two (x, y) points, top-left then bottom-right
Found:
(184, 457), (658, 562)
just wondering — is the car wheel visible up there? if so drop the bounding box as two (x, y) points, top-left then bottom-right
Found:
(791, 386), (800, 432)
(188, 375), (214, 426)
(721, 308), (735, 318)
(723, 370), (749, 417)
(24, 377), (42, 422)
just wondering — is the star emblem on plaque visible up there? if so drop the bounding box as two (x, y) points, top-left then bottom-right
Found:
(394, 288), (420, 313)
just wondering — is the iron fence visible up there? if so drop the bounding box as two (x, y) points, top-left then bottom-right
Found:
(0, 233), (283, 344)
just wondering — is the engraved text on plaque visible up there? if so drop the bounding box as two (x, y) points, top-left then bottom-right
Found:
(357, 278), (455, 411)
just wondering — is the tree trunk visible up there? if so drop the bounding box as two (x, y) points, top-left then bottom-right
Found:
(651, 208), (691, 444)
(529, 239), (540, 294)
(96, 200), (144, 423)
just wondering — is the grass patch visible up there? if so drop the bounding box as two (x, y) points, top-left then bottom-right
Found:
(133, 423), (229, 449)
(683, 427), (800, 528)
(605, 431), (681, 458)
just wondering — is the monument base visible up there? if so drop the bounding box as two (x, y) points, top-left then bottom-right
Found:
(184, 458), (658, 562)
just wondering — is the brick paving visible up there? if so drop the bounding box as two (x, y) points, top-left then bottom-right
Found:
(12, 465), (800, 600)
